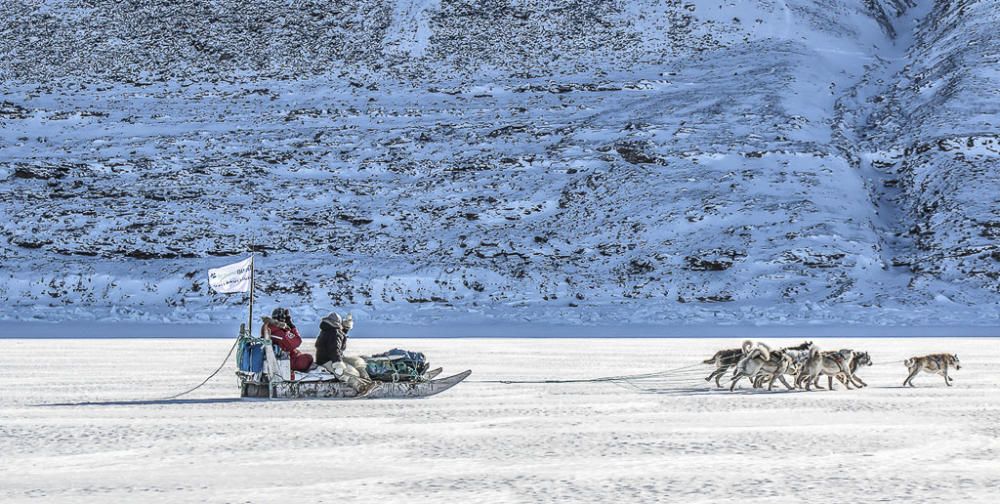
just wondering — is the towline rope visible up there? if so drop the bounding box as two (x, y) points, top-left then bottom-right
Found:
(159, 338), (240, 400)
(470, 362), (706, 384)
(869, 360), (900, 367)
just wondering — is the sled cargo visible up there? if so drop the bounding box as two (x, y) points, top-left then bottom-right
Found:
(235, 326), (470, 400)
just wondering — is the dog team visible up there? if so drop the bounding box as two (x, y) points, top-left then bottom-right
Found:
(703, 340), (961, 391)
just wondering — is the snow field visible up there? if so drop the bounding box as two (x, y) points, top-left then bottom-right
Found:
(1, 337), (998, 503)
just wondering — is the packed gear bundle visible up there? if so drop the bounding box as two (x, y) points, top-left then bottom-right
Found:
(365, 349), (430, 382)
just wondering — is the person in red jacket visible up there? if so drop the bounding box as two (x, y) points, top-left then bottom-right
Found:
(263, 307), (314, 372)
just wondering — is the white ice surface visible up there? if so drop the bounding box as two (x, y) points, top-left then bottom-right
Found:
(2, 338), (999, 503)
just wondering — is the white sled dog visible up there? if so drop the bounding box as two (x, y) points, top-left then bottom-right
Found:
(903, 354), (961, 387)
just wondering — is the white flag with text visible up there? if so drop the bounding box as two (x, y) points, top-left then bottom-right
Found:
(208, 256), (253, 293)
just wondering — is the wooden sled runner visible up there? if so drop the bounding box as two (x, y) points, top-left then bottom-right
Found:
(236, 324), (470, 400)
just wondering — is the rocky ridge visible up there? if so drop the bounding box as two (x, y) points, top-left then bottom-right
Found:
(0, 0), (996, 328)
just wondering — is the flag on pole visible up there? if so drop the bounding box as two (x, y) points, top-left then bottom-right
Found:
(208, 256), (254, 293)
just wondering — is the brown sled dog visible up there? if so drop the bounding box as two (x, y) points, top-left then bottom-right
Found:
(903, 354), (961, 387)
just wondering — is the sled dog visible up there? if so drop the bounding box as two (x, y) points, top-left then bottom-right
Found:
(798, 348), (857, 391)
(903, 354), (960, 387)
(729, 343), (795, 391)
(838, 351), (872, 388)
(750, 341), (813, 389)
(703, 340), (753, 388)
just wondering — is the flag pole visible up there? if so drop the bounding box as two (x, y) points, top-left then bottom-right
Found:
(248, 254), (255, 337)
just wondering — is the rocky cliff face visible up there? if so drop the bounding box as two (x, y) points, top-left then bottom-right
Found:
(0, 1), (996, 328)
(862, 0), (1000, 296)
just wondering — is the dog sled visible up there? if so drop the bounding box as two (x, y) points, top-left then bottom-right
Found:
(235, 325), (471, 400)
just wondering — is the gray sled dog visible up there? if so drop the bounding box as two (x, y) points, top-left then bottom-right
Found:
(903, 354), (961, 387)
(750, 341), (813, 389)
(729, 342), (795, 391)
(797, 348), (857, 391)
(703, 340), (753, 388)
(838, 351), (872, 388)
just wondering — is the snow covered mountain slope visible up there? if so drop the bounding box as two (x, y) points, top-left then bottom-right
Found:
(0, 1), (996, 328)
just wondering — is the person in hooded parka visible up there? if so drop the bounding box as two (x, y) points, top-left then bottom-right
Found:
(315, 312), (370, 391)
